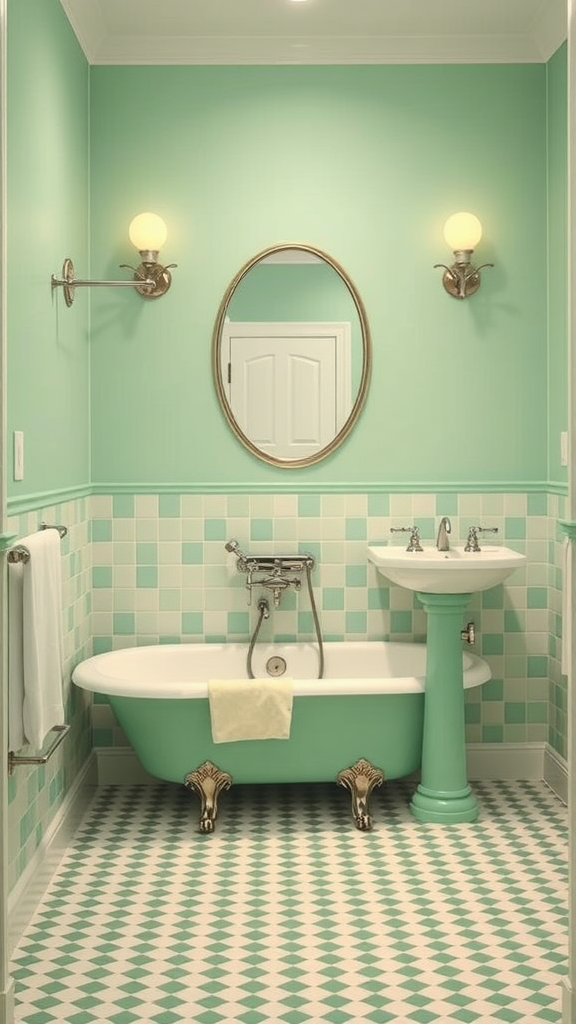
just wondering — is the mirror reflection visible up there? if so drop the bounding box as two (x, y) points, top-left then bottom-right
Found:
(212, 244), (371, 467)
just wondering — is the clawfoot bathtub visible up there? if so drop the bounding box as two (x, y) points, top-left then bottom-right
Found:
(73, 640), (490, 832)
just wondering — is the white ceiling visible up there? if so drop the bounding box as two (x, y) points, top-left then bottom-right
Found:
(59, 0), (566, 66)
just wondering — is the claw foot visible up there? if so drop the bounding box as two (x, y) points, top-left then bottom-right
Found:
(337, 758), (385, 831)
(184, 760), (232, 834)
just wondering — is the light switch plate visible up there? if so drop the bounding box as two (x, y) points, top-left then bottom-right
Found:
(560, 431), (568, 467)
(13, 431), (24, 480)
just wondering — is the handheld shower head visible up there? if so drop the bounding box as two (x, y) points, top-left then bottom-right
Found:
(224, 539), (250, 579)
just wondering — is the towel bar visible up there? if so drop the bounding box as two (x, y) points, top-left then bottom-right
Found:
(8, 724), (69, 774)
(7, 523), (67, 563)
(40, 523), (67, 538)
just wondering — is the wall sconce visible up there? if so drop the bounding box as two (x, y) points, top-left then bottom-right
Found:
(51, 212), (176, 307)
(121, 212), (176, 299)
(434, 212), (493, 299)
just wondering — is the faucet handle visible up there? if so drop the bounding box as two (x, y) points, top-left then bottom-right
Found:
(464, 527), (480, 552)
(391, 526), (423, 552)
(465, 525), (498, 552)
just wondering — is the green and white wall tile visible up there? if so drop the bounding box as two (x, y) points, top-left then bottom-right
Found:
(88, 489), (566, 758)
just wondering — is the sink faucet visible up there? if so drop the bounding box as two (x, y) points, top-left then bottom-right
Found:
(436, 516), (452, 551)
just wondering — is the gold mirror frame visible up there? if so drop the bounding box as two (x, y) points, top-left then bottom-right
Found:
(212, 243), (372, 468)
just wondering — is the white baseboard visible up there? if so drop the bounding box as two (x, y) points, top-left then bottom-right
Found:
(8, 752), (98, 953)
(543, 745), (569, 804)
(95, 747), (157, 785)
(562, 977), (574, 1024)
(97, 742), (557, 787)
(0, 978), (15, 1024)
(466, 741), (546, 781)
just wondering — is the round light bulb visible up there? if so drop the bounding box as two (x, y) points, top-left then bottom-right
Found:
(443, 212), (482, 252)
(129, 212), (168, 253)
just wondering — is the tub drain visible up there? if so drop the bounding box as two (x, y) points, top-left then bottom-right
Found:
(266, 656), (287, 677)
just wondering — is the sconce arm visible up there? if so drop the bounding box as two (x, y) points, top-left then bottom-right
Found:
(51, 258), (155, 308)
(55, 276), (155, 289)
(119, 263), (150, 281)
(433, 263), (456, 278)
(120, 262), (178, 277)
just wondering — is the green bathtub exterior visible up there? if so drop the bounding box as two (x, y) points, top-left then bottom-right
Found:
(109, 691), (424, 785)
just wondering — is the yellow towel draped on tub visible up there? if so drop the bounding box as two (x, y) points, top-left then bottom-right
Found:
(208, 678), (294, 743)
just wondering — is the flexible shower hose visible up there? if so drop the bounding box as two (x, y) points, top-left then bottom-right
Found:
(305, 560), (325, 679)
(247, 599), (269, 678)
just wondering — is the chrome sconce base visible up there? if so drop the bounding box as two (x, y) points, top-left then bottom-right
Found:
(121, 257), (177, 299)
(434, 250), (494, 300)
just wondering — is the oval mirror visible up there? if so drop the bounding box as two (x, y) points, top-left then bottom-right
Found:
(212, 243), (371, 468)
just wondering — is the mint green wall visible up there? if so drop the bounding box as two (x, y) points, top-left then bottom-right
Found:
(3, 37), (566, 499)
(547, 44), (568, 489)
(89, 65), (548, 488)
(6, 0), (90, 501)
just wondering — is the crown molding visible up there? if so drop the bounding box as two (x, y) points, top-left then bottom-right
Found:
(529, 0), (567, 60)
(60, 0), (567, 66)
(84, 36), (563, 67)
(60, 0), (106, 65)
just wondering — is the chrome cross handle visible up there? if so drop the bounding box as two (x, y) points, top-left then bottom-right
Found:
(390, 526), (423, 552)
(464, 526), (499, 553)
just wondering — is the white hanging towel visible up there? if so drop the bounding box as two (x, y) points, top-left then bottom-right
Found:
(8, 531), (65, 751)
(8, 558), (25, 752)
(561, 536), (572, 676)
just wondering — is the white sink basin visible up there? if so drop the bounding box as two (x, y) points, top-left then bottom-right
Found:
(367, 545), (526, 594)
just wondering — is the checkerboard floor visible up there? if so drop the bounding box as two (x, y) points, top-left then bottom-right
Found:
(11, 779), (568, 1024)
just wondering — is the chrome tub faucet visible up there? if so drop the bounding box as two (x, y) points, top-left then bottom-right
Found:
(436, 516), (452, 551)
(224, 539), (315, 607)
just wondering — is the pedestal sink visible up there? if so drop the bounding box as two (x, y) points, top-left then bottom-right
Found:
(368, 543), (527, 823)
(367, 544), (526, 594)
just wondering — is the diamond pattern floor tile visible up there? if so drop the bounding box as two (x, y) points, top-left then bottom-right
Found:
(11, 779), (568, 1024)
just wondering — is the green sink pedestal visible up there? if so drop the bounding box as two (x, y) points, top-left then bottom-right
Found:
(409, 591), (479, 824)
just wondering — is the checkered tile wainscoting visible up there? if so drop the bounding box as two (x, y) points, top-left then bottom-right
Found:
(11, 780), (567, 1024)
